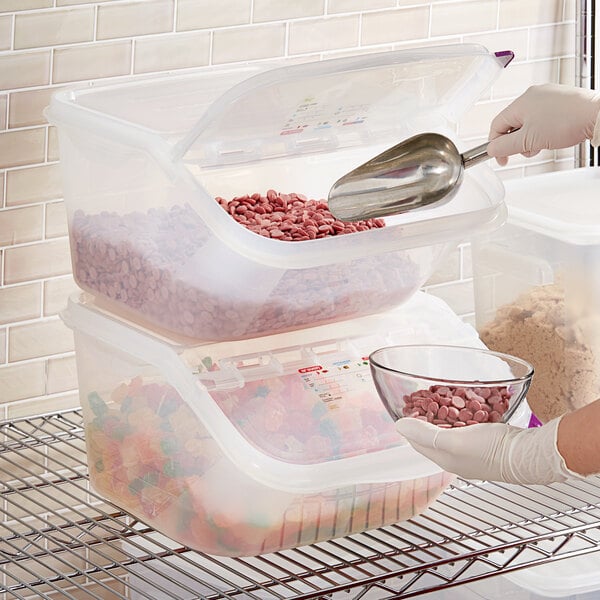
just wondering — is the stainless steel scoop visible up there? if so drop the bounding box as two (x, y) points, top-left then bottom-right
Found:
(328, 132), (490, 222)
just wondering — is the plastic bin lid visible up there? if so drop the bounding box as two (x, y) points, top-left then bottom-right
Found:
(48, 44), (513, 169)
(177, 44), (513, 166)
(504, 167), (600, 245)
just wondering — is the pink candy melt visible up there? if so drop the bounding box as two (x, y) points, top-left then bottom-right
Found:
(401, 385), (512, 427)
(216, 190), (385, 240)
(70, 193), (420, 341)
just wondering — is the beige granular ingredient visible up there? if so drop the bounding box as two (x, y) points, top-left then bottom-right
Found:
(480, 282), (600, 423)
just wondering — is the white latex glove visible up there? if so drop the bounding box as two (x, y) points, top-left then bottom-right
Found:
(487, 83), (600, 166)
(396, 416), (583, 485)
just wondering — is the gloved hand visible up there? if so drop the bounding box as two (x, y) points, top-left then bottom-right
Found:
(395, 416), (583, 485)
(487, 83), (600, 166)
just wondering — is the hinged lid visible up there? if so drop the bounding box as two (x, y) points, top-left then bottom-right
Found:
(177, 44), (513, 166)
(504, 167), (600, 245)
(48, 44), (512, 169)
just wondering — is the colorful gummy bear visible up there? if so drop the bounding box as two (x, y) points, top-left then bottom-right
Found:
(84, 375), (453, 556)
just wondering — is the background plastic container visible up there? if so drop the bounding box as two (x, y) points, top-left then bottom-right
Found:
(62, 290), (531, 557)
(501, 553), (600, 599)
(48, 45), (510, 342)
(472, 167), (600, 423)
(417, 553), (600, 599)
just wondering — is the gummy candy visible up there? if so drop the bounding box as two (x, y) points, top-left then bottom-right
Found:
(83, 376), (454, 556)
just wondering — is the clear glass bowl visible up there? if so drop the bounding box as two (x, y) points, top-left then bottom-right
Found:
(369, 344), (533, 427)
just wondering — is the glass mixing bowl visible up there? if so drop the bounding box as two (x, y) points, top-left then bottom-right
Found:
(369, 344), (533, 427)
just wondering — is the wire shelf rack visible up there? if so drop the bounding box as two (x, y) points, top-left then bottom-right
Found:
(1, 409), (600, 600)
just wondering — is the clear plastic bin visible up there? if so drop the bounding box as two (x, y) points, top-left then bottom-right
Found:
(62, 290), (531, 557)
(48, 44), (511, 342)
(419, 554), (600, 599)
(472, 168), (600, 423)
(500, 552), (600, 599)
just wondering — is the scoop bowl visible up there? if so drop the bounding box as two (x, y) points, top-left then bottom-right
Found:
(328, 133), (489, 222)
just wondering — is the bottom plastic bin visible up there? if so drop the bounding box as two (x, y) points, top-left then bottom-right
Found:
(63, 291), (529, 557)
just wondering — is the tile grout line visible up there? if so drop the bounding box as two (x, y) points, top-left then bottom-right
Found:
(1, 195), (64, 213)
(43, 124), (50, 164)
(496, 0), (500, 30)
(0, 233), (69, 252)
(10, 12), (14, 53)
(427, 2), (433, 38)
(0, 349), (76, 371)
(93, 4), (98, 43)
(2, 167), (6, 209)
(357, 12), (362, 49)
(130, 36), (135, 74)
(0, 305), (72, 330)
(3, 388), (80, 420)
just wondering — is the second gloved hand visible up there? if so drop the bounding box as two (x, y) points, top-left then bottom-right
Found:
(396, 416), (581, 485)
(487, 83), (600, 166)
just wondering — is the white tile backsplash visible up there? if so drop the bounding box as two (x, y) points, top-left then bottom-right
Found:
(14, 7), (95, 50)
(328, 0), (395, 12)
(0, 14), (12, 50)
(361, 7), (430, 46)
(177, 0), (251, 31)
(0, 0), (52, 12)
(253, 0), (325, 22)
(493, 58), (561, 97)
(431, 0), (497, 37)
(133, 31), (210, 73)
(528, 22), (576, 59)
(96, 0), (174, 40)
(289, 15), (359, 54)
(52, 40), (133, 83)
(0, 50), (51, 91)
(212, 22), (286, 63)
(499, 0), (565, 28)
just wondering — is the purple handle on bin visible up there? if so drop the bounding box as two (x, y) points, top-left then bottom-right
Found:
(494, 50), (515, 68)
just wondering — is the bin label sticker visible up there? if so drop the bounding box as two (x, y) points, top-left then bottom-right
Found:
(281, 96), (368, 135)
(298, 357), (373, 404)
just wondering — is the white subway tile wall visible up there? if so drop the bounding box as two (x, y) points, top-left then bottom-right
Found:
(14, 7), (95, 49)
(0, 0), (578, 416)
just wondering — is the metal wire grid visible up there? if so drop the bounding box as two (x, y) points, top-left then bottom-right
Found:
(0, 410), (600, 600)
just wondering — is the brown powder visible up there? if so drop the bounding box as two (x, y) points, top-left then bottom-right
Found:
(479, 282), (600, 423)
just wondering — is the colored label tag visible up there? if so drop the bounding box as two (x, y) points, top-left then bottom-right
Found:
(298, 357), (372, 404)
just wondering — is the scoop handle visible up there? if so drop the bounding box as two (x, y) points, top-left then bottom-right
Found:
(461, 142), (490, 169)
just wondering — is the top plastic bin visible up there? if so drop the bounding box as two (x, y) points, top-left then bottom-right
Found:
(47, 44), (511, 342)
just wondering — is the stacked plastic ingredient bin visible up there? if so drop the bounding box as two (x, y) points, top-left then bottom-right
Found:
(472, 168), (600, 424)
(49, 44), (529, 557)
